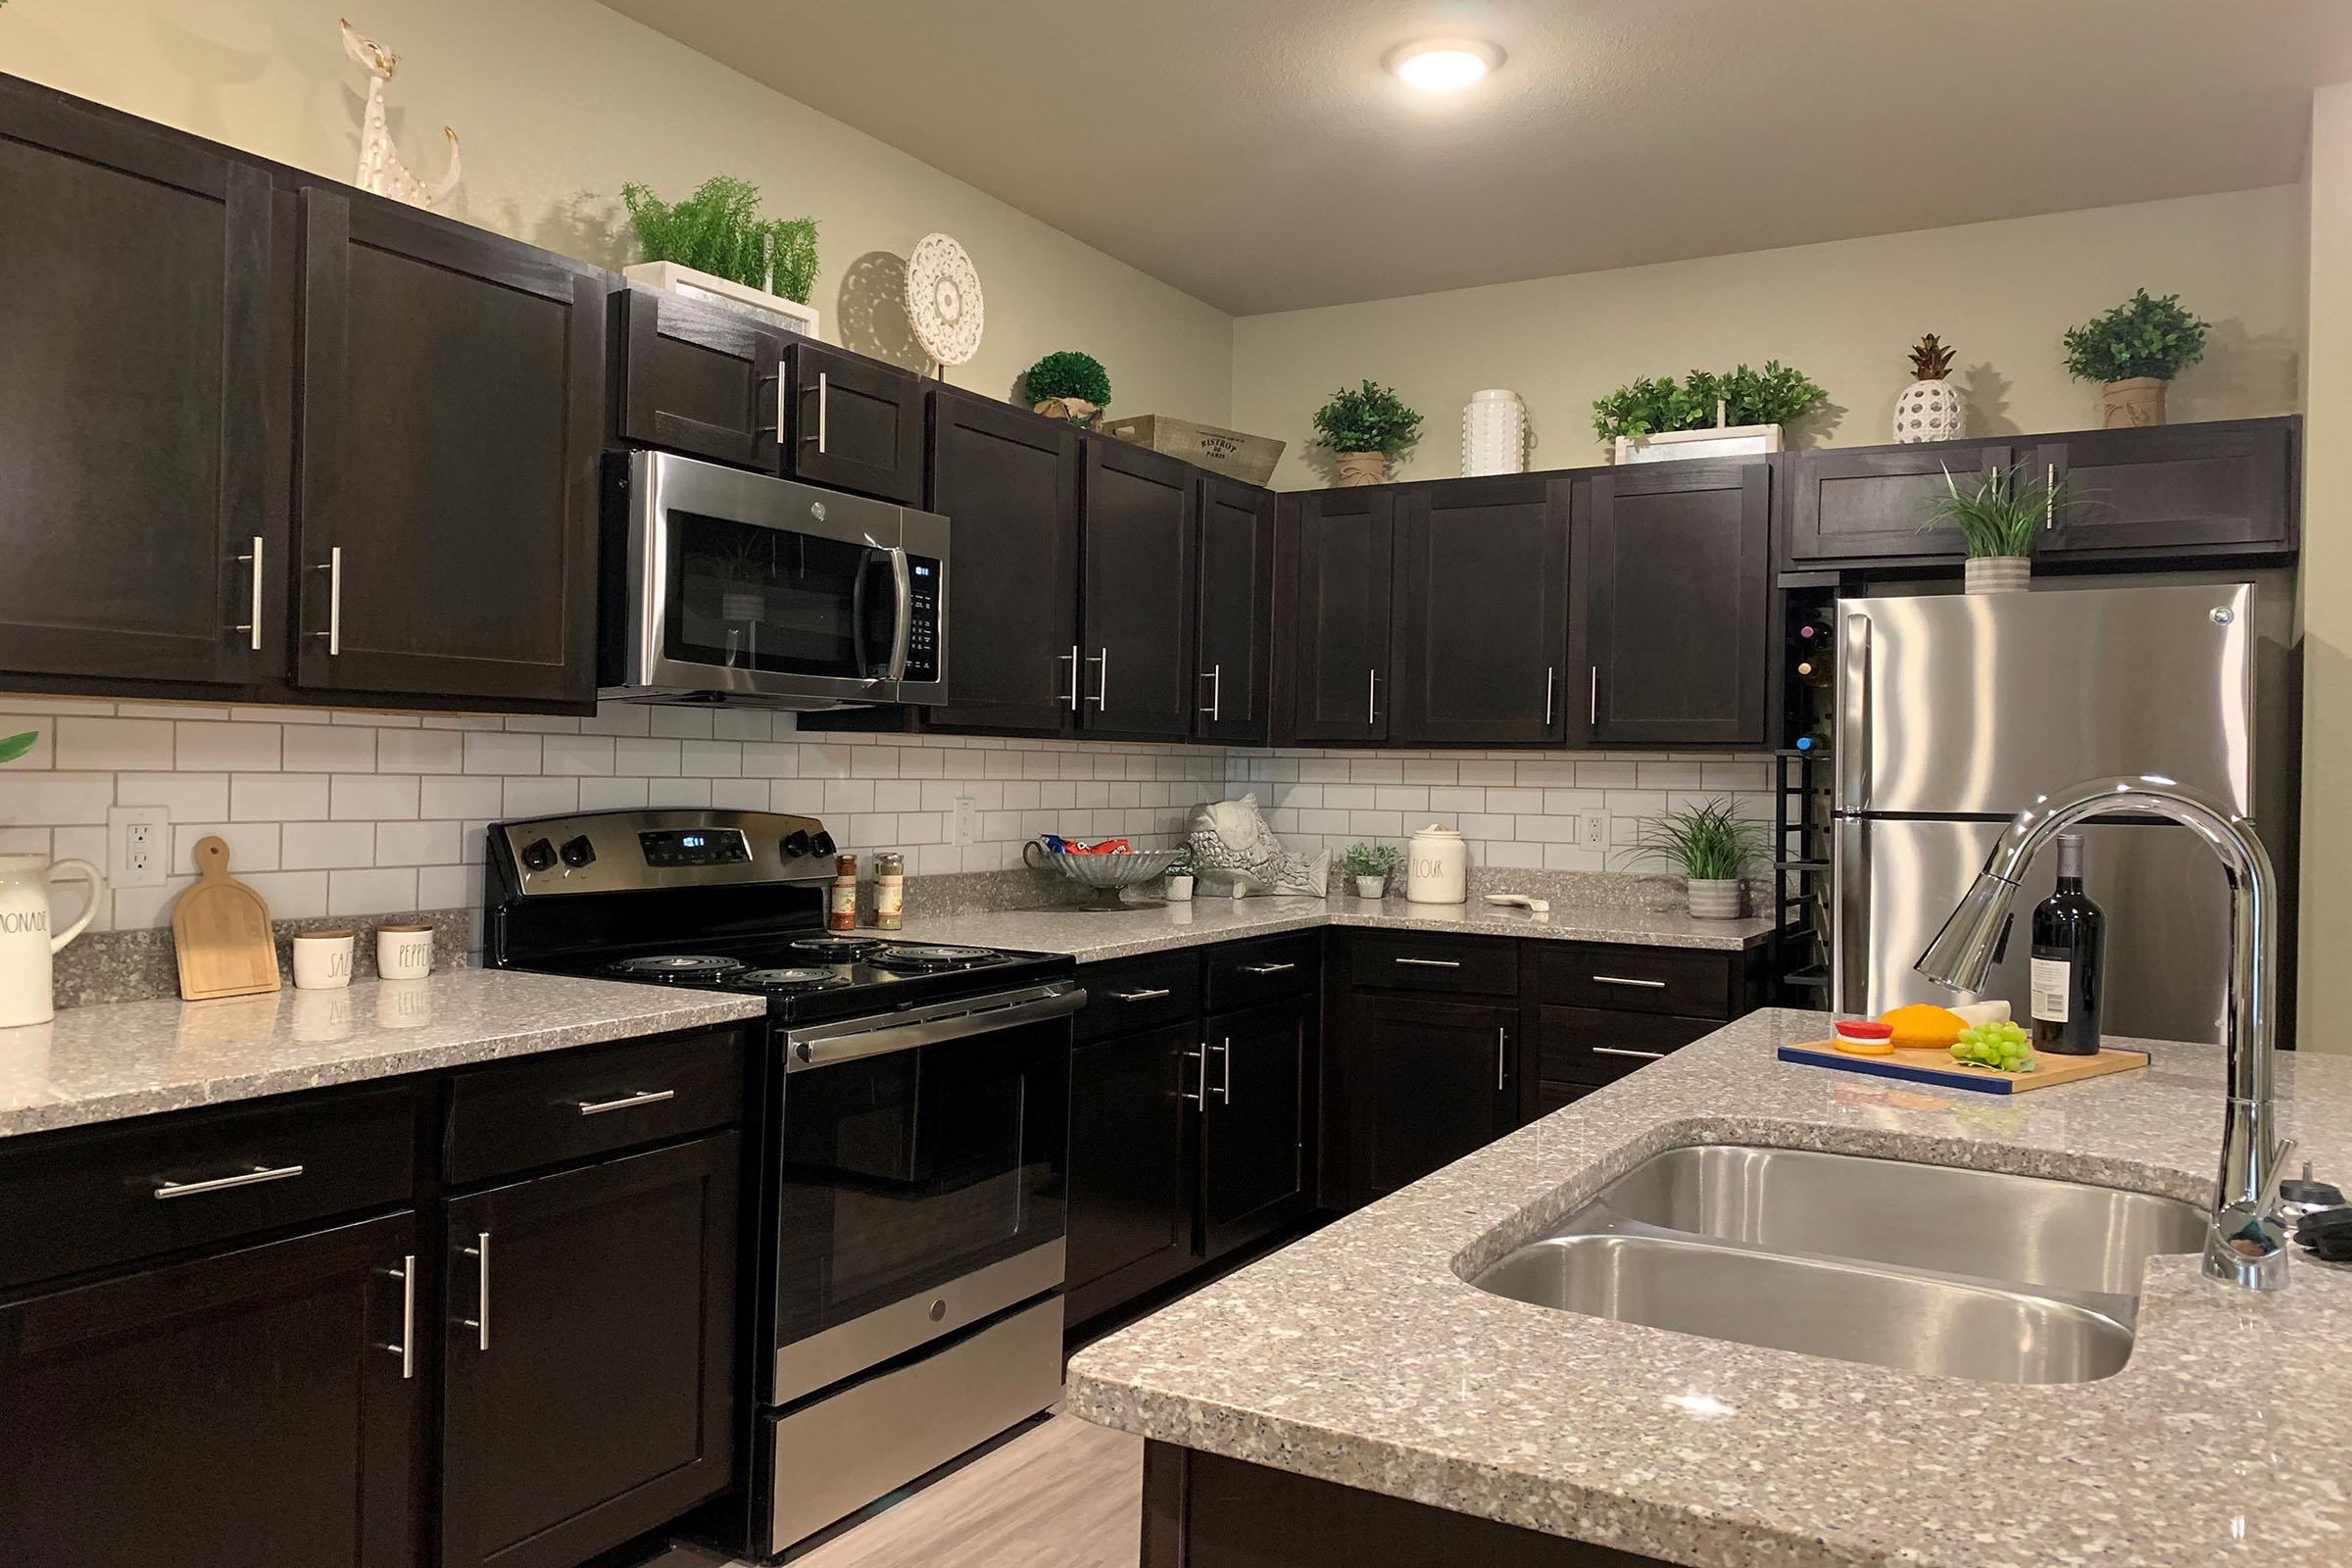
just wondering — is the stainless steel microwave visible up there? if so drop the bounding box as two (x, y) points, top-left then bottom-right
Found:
(601, 450), (948, 710)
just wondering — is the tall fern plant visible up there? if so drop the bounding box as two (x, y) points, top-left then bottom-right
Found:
(621, 175), (819, 304)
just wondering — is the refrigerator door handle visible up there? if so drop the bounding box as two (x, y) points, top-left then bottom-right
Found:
(1832, 814), (1872, 1018)
(1838, 610), (1872, 811)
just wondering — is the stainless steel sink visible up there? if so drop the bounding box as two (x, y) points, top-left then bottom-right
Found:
(1470, 1145), (2204, 1384)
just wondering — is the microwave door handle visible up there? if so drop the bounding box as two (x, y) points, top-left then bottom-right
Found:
(886, 546), (912, 683)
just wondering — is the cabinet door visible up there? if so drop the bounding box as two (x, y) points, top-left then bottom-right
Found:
(1781, 440), (2012, 565)
(1066, 1024), (1198, 1325)
(1571, 461), (1770, 746)
(1080, 439), (1199, 741)
(613, 284), (785, 469)
(784, 340), (927, 504)
(441, 1134), (738, 1568)
(0, 84), (280, 689)
(0, 1212), (422, 1568)
(1284, 488), (1396, 743)
(1393, 476), (1572, 745)
(2032, 418), (2295, 558)
(1349, 996), (1515, 1202)
(1194, 476), (1277, 744)
(1200, 998), (1315, 1258)
(924, 388), (1082, 734)
(297, 188), (602, 709)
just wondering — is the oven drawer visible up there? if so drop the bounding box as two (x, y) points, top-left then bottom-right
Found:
(0, 1084), (419, 1292)
(442, 1027), (746, 1186)
(1205, 932), (1320, 1011)
(1535, 943), (1740, 1018)
(1346, 930), (1518, 997)
(1075, 951), (1200, 1042)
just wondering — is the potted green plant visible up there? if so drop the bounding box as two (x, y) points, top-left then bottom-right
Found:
(1927, 462), (2078, 594)
(1312, 381), (1422, 486)
(1164, 844), (1196, 903)
(621, 174), (821, 337)
(1592, 362), (1827, 463)
(1022, 350), (1111, 426)
(1338, 842), (1404, 900)
(1624, 799), (1769, 919)
(2062, 289), (2209, 428)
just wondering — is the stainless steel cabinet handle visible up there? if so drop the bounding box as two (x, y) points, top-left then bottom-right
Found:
(2044, 462), (2056, 529)
(576, 1088), (676, 1116)
(154, 1162), (305, 1200)
(1237, 961), (1297, 975)
(1394, 956), (1461, 970)
(1061, 646), (1080, 710)
(1544, 665), (1556, 727)
(1108, 987), (1172, 1003)
(461, 1231), (491, 1351)
(1366, 667), (1380, 726)
(1591, 974), (1668, 989)
(1181, 1045), (1206, 1107)
(803, 370), (829, 453)
(379, 1253), (416, 1379)
(1215, 1038), (1234, 1104)
(314, 547), (342, 655)
(1495, 1028), (1508, 1092)
(1588, 664), (1598, 725)
(1200, 664), (1222, 720)
(1592, 1045), (1670, 1061)
(1086, 648), (1108, 710)
(234, 535), (264, 650)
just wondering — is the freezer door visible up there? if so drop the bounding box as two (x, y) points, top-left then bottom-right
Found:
(1835, 584), (2254, 817)
(1834, 815), (2232, 1045)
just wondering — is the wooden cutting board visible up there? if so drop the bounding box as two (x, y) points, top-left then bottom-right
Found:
(1777, 1038), (2151, 1096)
(173, 835), (281, 1000)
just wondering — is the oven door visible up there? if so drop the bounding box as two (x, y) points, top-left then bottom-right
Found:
(768, 984), (1078, 1405)
(622, 450), (909, 704)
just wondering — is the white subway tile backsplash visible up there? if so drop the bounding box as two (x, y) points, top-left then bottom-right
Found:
(542, 735), (617, 776)
(229, 773), (328, 821)
(282, 724), (377, 773)
(420, 776), (505, 819)
(58, 716), (175, 771)
(464, 731), (542, 774)
(580, 777), (653, 810)
(503, 777), (580, 817)
(118, 772), (229, 818)
(332, 774), (421, 820)
(378, 729), (466, 774)
(283, 820), (378, 870)
(173, 821), (280, 872)
(614, 737), (683, 776)
(712, 710), (773, 742)
(649, 708), (715, 739)
(375, 820), (461, 865)
(328, 866), (417, 915)
(711, 779), (768, 810)
(0, 713), (57, 767)
(681, 739), (742, 777)
(647, 778), (713, 808)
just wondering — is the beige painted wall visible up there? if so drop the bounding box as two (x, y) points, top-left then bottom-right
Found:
(0, 0), (1233, 421)
(2300, 86), (2351, 1055)
(1232, 188), (2306, 490)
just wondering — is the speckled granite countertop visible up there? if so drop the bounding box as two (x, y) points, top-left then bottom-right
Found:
(893, 893), (1774, 963)
(0, 971), (767, 1141)
(1069, 1007), (2352, 1568)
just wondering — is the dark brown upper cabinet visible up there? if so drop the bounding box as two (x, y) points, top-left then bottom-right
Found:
(1393, 475), (1573, 746)
(1080, 439), (1199, 743)
(782, 339), (927, 505)
(1570, 460), (1771, 747)
(1280, 487), (1396, 745)
(2029, 417), (2297, 559)
(923, 388), (1082, 736)
(1781, 438), (2014, 567)
(1193, 476), (1278, 745)
(296, 187), (603, 710)
(612, 284), (785, 470)
(0, 80), (282, 693)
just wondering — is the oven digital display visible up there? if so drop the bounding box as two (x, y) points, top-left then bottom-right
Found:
(639, 828), (751, 867)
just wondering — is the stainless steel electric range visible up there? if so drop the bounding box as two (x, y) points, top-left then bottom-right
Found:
(483, 808), (1081, 1559)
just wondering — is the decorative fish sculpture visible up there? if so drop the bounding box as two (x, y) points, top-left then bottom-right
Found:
(1185, 795), (1330, 899)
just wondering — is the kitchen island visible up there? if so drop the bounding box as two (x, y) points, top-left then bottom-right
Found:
(1068, 1007), (2352, 1567)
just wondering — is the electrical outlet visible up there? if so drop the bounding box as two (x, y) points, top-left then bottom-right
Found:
(108, 805), (171, 889)
(1579, 810), (1611, 851)
(951, 796), (981, 848)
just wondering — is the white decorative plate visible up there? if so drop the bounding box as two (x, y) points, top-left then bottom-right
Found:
(905, 232), (984, 367)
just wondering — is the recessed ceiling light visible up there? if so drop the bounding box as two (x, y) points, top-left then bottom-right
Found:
(1387, 39), (1502, 93)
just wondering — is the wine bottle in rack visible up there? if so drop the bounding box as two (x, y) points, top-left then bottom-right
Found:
(1793, 655), (1833, 690)
(1792, 723), (1833, 755)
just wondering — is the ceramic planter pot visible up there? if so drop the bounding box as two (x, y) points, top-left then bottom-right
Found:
(1334, 451), (1389, 487)
(1893, 378), (1966, 443)
(1964, 556), (2032, 595)
(2101, 377), (2168, 428)
(1165, 873), (1194, 904)
(1687, 878), (1745, 920)
(1353, 874), (1388, 900)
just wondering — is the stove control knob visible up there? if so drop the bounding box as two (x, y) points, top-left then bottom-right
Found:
(559, 835), (596, 869)
(808, 831), (838, 858)
(518, 837), (557, 873)
(779, 829), (812, 859)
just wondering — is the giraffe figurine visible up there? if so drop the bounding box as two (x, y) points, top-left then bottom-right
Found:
(340, 19), (461, 209)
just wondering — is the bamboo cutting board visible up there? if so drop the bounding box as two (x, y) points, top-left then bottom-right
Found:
(1777, 1038), (2150, 1096)
(173, 836), (281, 1000)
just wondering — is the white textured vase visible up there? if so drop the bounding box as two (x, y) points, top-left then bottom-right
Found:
(1687, 879), (1745, 920)
(1892, 378), (1967, 443)
(1964, 556), (2033, 595)
(1462, 388), (1527, 475)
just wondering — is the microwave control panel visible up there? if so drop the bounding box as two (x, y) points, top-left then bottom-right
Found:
(905, 556), (942, 683)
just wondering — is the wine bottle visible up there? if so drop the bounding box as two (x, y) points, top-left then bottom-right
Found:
(1793, 612), (1836, 652)
(1793, 657), (1833, 690)
(1791, 723), (1832, 754)
(2030, 834), (2105, 1055)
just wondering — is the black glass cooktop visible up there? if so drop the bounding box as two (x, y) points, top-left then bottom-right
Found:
(584, 938), (1073, 1025)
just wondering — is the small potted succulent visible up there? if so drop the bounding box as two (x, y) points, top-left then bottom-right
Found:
(1927, 461), (2079, 594)
(1312, 381), (1422, 486)
(1022, 350), (1112, 426)
(1625, 799), (1769, 920)
(1164, 844), (1196, 904)
(2062, 289), (2210, 428)
(621, 174), (821, 336)
(1592, 362), (1827, 463)
(1338, 842), (1404, 901)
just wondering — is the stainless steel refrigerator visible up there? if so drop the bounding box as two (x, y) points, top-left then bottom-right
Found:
(1832, 581), (2289, 1046)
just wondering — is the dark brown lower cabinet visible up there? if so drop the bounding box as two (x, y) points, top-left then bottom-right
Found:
(0, 1212), (424, 1568)
(1066, 1024), (1198, 1325)
(440, 1133), (739, 1568)
(1200, 998), (1315, 1258)
(1349, 995), (1518, 1202)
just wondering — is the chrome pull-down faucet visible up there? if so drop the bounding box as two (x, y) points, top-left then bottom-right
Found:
(1914, 774), (2295, 1292)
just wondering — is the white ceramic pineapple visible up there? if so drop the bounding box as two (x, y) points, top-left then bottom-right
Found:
(1892, 334), (1966, 443)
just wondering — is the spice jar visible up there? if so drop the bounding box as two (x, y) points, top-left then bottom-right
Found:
(827, 854), (858, 932)
(873, 852), (906, 930)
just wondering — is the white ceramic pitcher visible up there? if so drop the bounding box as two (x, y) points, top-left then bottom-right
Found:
(0, 854), (106, 1029)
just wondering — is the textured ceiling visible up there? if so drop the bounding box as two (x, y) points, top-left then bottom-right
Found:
(598, 0), (2352, 316)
